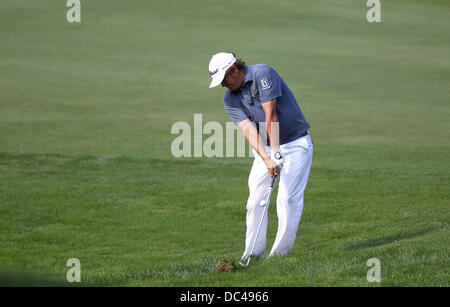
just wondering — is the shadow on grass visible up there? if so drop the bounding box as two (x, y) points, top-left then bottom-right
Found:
(344, 228), (439, 251)
(0, 267), (70, 287)
(0, 267), (105, 287)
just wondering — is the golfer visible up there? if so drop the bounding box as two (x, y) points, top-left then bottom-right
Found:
(208, 52), (313, 259)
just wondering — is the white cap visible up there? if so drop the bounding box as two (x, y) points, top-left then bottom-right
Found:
(208, 52), (236, 88)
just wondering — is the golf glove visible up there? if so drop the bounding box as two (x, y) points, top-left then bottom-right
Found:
(271, 149), (284, 167)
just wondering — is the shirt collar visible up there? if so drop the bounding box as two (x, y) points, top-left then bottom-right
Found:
(230, 66), (253, 93)
(234, 65), (253, 91)
(243, 65), (253, 84)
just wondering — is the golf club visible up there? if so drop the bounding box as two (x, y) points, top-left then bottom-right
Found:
(239, 174), (278, 269)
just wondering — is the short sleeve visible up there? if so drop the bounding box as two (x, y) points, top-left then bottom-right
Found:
(255, 66), (282, 103)
(223, 92), (249, 125)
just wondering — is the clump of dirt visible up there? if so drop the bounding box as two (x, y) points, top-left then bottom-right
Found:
(216, 259), (236, 273)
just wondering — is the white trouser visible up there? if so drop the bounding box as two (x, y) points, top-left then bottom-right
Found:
(242, 133), (313, 259)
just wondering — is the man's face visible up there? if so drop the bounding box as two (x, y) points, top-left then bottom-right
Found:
(221, 65), (244, 91)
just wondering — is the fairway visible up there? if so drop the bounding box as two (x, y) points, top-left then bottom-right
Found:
(0, 0), (449, 287)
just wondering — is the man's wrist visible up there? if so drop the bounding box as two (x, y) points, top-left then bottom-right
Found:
(262, 155), (271, 161)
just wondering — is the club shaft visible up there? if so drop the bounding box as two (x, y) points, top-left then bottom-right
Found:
(245, 175), (278, 263)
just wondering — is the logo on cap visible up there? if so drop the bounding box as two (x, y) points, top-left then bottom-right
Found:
(209, 69), (218, 77)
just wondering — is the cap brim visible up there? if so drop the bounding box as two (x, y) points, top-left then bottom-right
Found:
(209, 71), (226, 88)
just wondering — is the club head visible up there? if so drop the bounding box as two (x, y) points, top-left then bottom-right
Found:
(239, 261), (249, 269)
(239, 257), (251, 269)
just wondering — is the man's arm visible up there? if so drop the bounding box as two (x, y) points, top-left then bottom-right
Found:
(261, 98), (283, 173)
(238, 118), (279, 177)
(261, 98), (280, 151)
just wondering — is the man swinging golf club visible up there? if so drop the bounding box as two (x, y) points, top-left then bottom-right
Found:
(208, 52), (313, 266)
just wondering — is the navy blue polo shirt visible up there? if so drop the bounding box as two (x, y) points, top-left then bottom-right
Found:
(223, 64), (310, 145)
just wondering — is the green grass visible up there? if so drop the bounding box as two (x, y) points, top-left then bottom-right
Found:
(0, 0), (449, 286)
